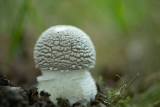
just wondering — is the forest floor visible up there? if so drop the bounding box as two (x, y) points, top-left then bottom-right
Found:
(0, 74), (134, 107)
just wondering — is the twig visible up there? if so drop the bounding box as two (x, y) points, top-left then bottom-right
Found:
(98, 97), (110, 106)
(109, 73), (139, 106)
(99, 93), (108, 99)
(109, 84), (127, 106)
(115, 74), (125, 85)
(126, 73), (139, 89)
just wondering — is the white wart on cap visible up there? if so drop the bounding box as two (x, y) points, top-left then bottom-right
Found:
(34, 25), (96, 71)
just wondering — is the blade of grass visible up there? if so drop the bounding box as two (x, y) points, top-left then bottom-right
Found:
(7, 0), (31, 61)
(28, 1), (46, 33)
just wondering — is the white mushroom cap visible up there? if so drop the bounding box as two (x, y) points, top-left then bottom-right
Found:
(34, 25), (96, 71)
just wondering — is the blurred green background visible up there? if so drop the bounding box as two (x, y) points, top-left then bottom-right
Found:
(0, 0), (160, 106)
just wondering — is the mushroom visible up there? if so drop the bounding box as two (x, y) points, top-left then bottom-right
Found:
(33, 25), (97, 105)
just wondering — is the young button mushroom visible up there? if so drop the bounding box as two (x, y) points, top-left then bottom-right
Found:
(34, 25), (97, 105)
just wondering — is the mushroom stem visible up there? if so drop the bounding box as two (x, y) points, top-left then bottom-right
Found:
(37, 70), (97, 105)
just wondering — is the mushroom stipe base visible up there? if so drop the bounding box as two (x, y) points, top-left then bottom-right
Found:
(37, 70), (97, 106)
